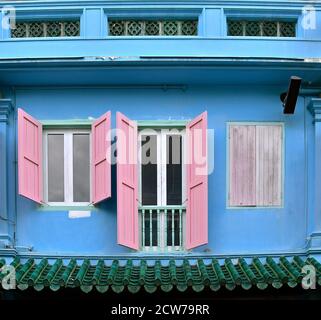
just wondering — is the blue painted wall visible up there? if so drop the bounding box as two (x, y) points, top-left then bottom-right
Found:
(7, 85), (308, 256)
(0, 0), (321, 258)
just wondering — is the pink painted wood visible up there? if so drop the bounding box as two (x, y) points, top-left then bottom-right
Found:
(186, 111), (208, 249)
(229, 125), (256, 206)
(92, 111), (111, 204)
(256, 125), (282, 206)
(116, 112), (139, 249)
(18, 108), (43, 203)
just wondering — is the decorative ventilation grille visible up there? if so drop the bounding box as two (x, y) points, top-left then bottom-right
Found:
(227, 20), (296, 37)
(108, 20), (198, 36)
(11, 20), (80, 38)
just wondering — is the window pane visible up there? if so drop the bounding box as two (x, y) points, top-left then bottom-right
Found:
(48, 134), (64, 202)
(73, 134), (90, 202)
(166, 135), (182, 205)
(141, 135), (157, 205)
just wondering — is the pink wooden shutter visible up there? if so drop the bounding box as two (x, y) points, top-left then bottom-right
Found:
(256, 125), (282, 206)
(92, 111), (111, 204)
(116, 112), (138, 249)
(229, 125), (256, 206)
(186, 111), (208, 249)
(18, 108), (43, 203)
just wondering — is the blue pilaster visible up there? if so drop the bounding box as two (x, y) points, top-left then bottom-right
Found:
(0, 8), (12, 40)
(83, 8), (105, 38)
(0, 99), (13, 248)
(201, 8), (223, 37)
(308, 98), (321, 250)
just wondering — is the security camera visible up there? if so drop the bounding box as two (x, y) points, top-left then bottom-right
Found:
(280, 76), (302, 114)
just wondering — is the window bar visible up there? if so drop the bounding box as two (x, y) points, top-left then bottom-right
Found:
(277, 22), (281, 37)
(43, 22), (47, 37)
(172, 209), (175, 249)
(179, 208), (183, 248)
(157, 208), (161, 250)
(159, 21), (163, 36)
(259, 21), (263, 37)
(177, 21), (182, 35)
(164, 208), (167, 247)
(26, 24), (30, 38)
(142, 209), (145, 249)
(149, 209), (152, 249)
(125, 21), (129, 36)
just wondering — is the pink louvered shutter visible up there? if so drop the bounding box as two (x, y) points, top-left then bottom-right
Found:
(229, 125), (256, 206)
(92, 111), (111, 204)
(116, 112), (138, 249)
(18, 108), (43, 203)
(186, 111), (208, 249)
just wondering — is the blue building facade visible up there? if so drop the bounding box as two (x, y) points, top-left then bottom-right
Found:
(0, 0), (321, 294)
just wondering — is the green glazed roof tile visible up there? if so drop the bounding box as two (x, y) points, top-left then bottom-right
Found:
(0, 255), (319, 293)
(44, 259), (63, 286)
(0, 258), (5, 268)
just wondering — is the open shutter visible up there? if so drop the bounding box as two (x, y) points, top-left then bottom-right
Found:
(92, 111), (111, 204)
(229, 125), (256, 206)
(186, 111), (208, 249)
(256, 125), (282, 206)
(18, 108), (43, 203)
(116, 112), (138, 249)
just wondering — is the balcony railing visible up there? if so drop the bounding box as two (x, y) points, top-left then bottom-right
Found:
(139, 206), (185, 252)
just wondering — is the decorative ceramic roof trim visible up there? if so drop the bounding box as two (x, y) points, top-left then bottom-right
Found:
(0, 255), (320, 294)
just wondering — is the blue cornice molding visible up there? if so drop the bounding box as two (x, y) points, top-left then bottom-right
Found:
(1, 0), (321, 8)
(0, 99), (13, 123)
(307, 98), (321, 122)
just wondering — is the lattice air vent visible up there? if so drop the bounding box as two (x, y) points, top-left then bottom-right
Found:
(108, 20), (198, 36)
(227, 20), (296, 37)
(11, 20), (80, 38)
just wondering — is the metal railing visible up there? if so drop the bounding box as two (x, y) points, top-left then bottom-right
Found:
(139, 206), (185, 252)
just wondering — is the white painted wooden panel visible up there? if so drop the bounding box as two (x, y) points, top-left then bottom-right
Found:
(256, 125), (282, 206)
(229, 125), (256, 206)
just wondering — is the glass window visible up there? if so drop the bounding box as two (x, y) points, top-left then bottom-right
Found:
(141, 135), (158, 205)
(47, 134), (64, 202)
(166, 135), (182, 205)
(73, 134), (90, 202)
(44, 129), (91, 205)
(139, 129), (185, 251)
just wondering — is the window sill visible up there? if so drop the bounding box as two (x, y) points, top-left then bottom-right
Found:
(226, 206), (284, 210)
(38, 204), (96, 211)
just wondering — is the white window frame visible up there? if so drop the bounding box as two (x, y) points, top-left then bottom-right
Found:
(43, 128), (92, 206)
(138, 128), (186, 252)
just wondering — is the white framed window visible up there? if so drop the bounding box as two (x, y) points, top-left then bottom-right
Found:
(43, 129), (91, 206)
(138, 128), (186, 252)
